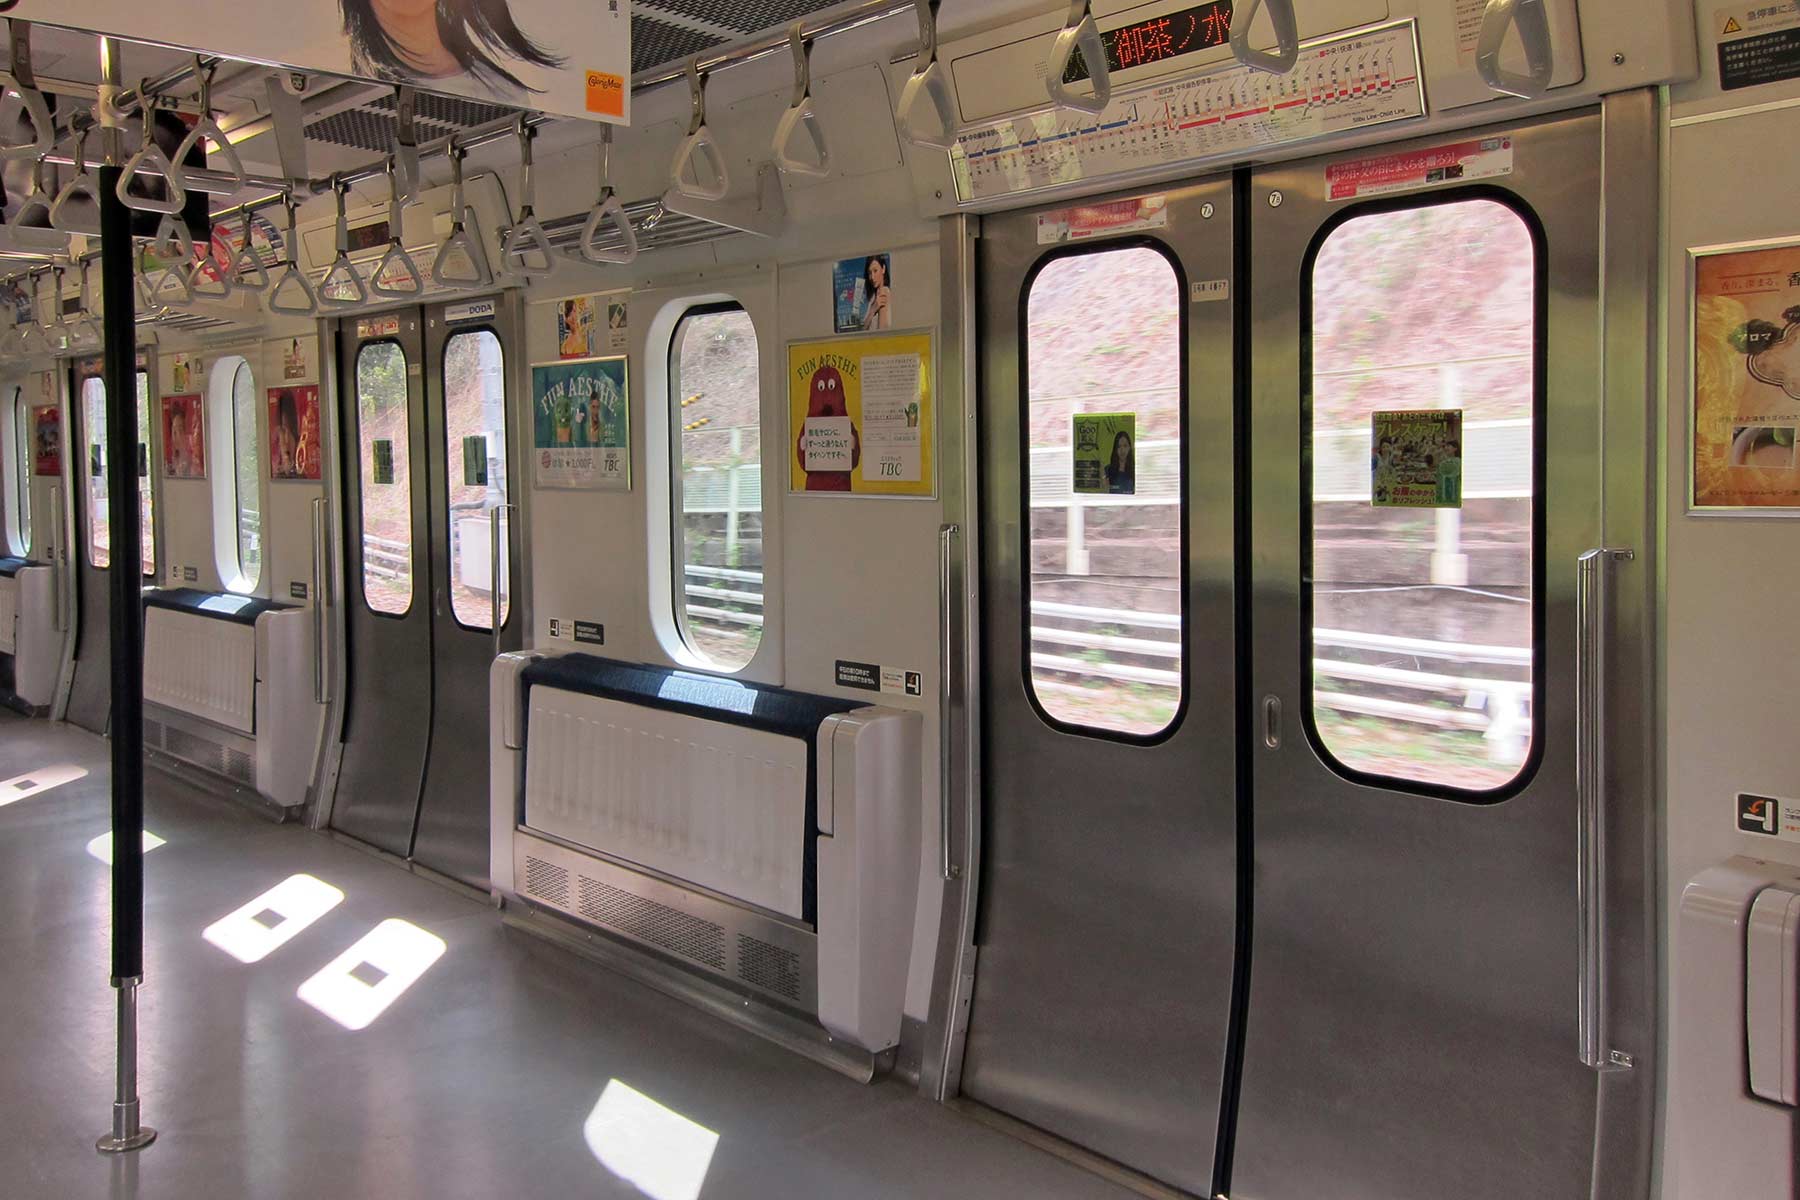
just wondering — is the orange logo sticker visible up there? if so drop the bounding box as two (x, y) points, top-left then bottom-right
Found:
(586, 71), (626, 117)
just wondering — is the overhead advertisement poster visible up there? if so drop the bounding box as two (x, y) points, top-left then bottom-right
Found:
(532, 357), (629, 490)
(1692, 241), (1800, 510)
(789, 332), (934, 497)
(2, 0), (631, 122)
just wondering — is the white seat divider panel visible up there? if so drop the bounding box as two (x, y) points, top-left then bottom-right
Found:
(144, 607), (257, 735)
(523, 687), (809, 921)
(0, 575), (17, 655)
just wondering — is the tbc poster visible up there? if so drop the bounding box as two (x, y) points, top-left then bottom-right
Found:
(160, 394), (205, 479)
(31, 406), (59, 477)
(268, 386), (322, 481)
(1371, 410), (1463, 508)
(1693, 242), (1800, 508)
(1073, 413), (1137, 495)
(789, 332), (933, 497)
(532, 357), (629, 489)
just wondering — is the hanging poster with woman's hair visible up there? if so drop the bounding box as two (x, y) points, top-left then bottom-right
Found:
(160, 394), (206, 480)
(268, 386), (323, 481)
(832, 254), (894, 333)
(31, 406), (60, 477)
(532, 357), (630, 489)
(788, 331), (933, 497)
(1073, 413), (1137, 495)
(1692, 240), (1800, 510)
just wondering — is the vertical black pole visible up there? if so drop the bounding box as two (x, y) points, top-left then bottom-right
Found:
(95, 38), (155, 1153)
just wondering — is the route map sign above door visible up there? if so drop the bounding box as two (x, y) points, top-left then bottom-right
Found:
(2, 0), (632, 122)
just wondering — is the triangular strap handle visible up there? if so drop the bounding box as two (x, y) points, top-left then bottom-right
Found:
(150, 211), (194, 262)
(16, 162), (52, 226)
(229, 225), (269, 292)
(669, 127), (730, 202)
(147, 259), (193, 309)
(117, 140), (188, 214)
(266, 261), (319, 316)
(1046, 2), (1112, 114)
(49, 170), (102, 235)
(896, 61), (957, 152)
(431, 223), (493, 289)
(133, 254), (161, 312)
(0, 76), (53, 161)
(318, 252), (369, 309)
(1475, 0), (1554, 99)
(185, 248), (233, 300)
(774, 101), (829, 179)
(501, 209), (557, 277)
(1229, 0), (1300, 76)
(370, 239), (425, 298)
(174, 115), (247, 193)
(579, 191), (638, 266)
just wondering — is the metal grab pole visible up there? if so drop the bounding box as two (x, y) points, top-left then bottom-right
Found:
(95, 36), (155, 1157)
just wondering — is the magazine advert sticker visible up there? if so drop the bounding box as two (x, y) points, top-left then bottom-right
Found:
(1326, 138), (1514, 201)
(1037, 194), (1169, 244)
(1371, 410), (1464, 508)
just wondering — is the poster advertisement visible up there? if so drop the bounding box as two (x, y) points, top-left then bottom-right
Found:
(282, 337), (313, 382)
(160, 394), (205, 479)
(789, 332), (934, 497)
(832, 254), (894, 333)
(0, 1), (631, 122)
(1371, 410), (1464, 508)
(558, 296), (597, 358)
(171, 353), (201, 393)
(268, 386), (322, 481)
(31, 406), (59, 477)
(1693, 242), (1800, 509)
(605, 294), (629, 354)
(532, 357), (629, 489)
(1037, 195), (1168, 244)
(1073, 413), (1137, 495)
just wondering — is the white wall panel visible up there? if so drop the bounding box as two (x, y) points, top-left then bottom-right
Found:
(0, 575), (17, 655)
(143, 608), (257, 734)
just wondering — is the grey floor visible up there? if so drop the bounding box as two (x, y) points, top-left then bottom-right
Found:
(0, 715), (1135, 1200)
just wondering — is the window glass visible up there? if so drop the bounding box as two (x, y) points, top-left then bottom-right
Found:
(442, 329), (509, 628)
(12, 387), (29, 556)
(355, 341), (413, 616)
(136, 372), (154, 578)
(1308, 199), (1537, 793)
(229, 361), (262, 591)
(82, 376), (108, 568)
(1024, 246), (1183, 737)
(670, 305), (763, 672)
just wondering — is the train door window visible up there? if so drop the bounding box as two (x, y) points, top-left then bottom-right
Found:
(209, 356), (261, 592)
(668, 302), (763, 672)
(137, 371), (154, 578)
(1022, 244), (1184, 738)
(82, 376), (106, 568)
(10, 386), (28, 555)
(1305, 197), (1539, 794)
(354, 341), (413, 616)
(442, 328), (508, 629)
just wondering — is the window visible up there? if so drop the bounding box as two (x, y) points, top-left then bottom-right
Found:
(355, 341), (413, 616)
(138, 371), (154, 578)
(210, 356), (262, 592)
(82, 370), (153, 574)
(1306, 197), (1539, 795)
(669, 304), (764, 672)
(10, 387), (29, 556)
(1022, 244), (1184, 739)
(442, 329), (509, 629)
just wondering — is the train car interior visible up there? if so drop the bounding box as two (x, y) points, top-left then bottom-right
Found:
(0, 0), (1794, 1196)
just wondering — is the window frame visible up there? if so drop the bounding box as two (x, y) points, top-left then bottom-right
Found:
(1015, 236), (1192, 746)
(439, 323), (508, 633)
(352, 337), (416, 620)
(135, 369), (156, 580)
(10, 385), (29, 557)
(666, 299), (763, 674)
(80, 370), (106, 569)
(209, 354), (263, 594)
(1297, 185), (1549, 805)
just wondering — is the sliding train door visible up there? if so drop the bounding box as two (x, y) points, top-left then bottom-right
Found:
(1233, 110), (1644, 1199)
(964, 178), (1239, 1193)
(332, 299), (518, 887)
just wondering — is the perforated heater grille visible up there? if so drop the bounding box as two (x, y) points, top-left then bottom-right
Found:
(522, 855), (571, 909)
(574, 874), (728, 971)
(736, 933), (802, 1002)
(159, 723), (256, 785)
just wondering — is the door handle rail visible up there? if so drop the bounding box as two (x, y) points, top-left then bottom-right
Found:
(311, 497), (329, 705)
(490, 503), (514, 658)
(48, 482), (62, 631)
(1576, 546), (1632, 1070)
(938, 523), (960, 881)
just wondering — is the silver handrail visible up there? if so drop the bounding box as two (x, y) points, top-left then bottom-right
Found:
(1576, 546), (1632, 1070)
(938, 522), (959, 881)
(490, 503), (514, 657)
(48, 482), (62, 631)
(311, 497), (328, 704)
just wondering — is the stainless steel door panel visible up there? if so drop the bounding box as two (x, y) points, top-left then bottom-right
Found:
(331, 316), (432, 857)
(962, 177), (1238, 1194)
(1234, 110), (1617, 1200)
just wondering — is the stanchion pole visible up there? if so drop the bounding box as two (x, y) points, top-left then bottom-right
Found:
(93, 34), (154, 1157)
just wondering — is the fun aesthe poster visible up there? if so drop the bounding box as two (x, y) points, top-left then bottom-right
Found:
(788, 332), (933, 497)
(532, 357), (630, 489)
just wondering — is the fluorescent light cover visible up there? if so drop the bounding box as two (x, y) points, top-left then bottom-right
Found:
(296, 918), (445, 1031)
(0, 763), (88, 807)
(202, 874), (345, 964)
(85, 830), (166, 865)
(583, 1080), (719, 1200)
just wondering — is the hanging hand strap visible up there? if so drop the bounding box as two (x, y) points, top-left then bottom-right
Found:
(267, 192), (320, 317)
(1046, 0), (1112, 114)
(896, 0), (957, 151)
(773, 24), (829, 178)
(0, 22), (54, 162)
(431, 141), (493, 289)
(1229, 0), (1300, 75)
(116, 86), (188, 214)
(580, 124), (637, 265)
(371, 156), (424, 297)
(500, 117), (557, 276)
(173, 58), (248, 194)
(318, 175), (369, 308)
(668, 59), (730, 201)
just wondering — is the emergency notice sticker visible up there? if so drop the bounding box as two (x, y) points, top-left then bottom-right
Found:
(1739, 792), (1800, 843)
(1325, 138), (1514, 202)
(1716, 5), (1800, 91)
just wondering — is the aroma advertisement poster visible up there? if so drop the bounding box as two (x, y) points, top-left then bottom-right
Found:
(268, 386), (322, 481)
(31, 406), (59, 476)
(788, 331), (933, 497)
(532, 357), (629, 489)
(160, 394), (205, 479)
(1693, 242), (1800, 509)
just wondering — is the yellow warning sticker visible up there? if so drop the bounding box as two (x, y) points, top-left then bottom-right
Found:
(1724, 15), (1743, 33)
